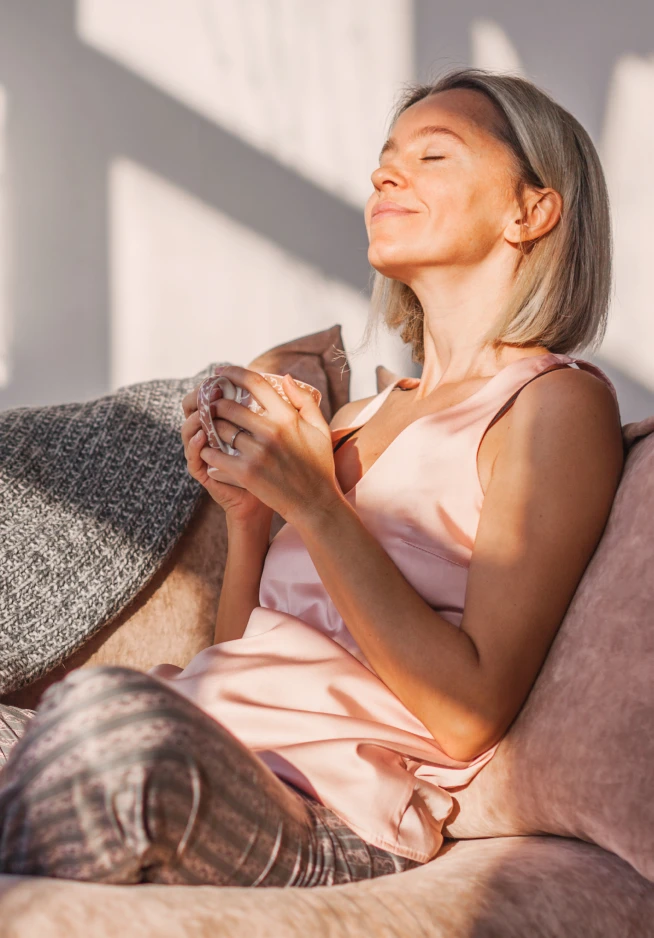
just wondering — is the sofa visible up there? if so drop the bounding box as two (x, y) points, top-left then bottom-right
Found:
(0, 326), (653, 937)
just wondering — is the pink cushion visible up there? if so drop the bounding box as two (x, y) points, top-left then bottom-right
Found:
(1, 836), (651, 936)
(442, 417), (654, 884)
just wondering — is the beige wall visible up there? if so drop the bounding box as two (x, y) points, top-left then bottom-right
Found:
(0, 0), (652, 421)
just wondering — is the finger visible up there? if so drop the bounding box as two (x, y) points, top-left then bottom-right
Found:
(216, 366), (293, 422)
(211, 396), (263, 437)
(183, 382), (226, 419)
(186, 424), (211, 476)
(181, 409), (203, 448)
(199, 435), (250, 472)
(282, 374), (324, 426)
(181, 386), (200, 419)
(211, 418), (255, 455)
(181, 384), (226, 443)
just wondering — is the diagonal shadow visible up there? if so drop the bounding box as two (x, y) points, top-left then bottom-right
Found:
(0, 0), (370, 410)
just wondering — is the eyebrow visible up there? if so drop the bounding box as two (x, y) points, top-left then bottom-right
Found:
(378, 125), (468, 162)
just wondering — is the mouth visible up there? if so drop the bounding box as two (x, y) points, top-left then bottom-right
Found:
(370, 202), (417, 222)
(371, 208), (415, 222)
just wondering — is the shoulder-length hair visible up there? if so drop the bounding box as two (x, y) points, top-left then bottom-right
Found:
(356, 67), (612, 366)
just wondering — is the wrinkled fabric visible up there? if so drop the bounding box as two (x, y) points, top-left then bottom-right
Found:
(150, 353), (619, 864)
(0, 667), (420, 884)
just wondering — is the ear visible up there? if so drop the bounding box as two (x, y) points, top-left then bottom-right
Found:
(504, 187), (563, 248)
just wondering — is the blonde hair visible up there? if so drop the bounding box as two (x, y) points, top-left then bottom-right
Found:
(353, 66), (612, 366)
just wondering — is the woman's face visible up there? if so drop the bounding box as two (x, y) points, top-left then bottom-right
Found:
(365, 88), (522, 282)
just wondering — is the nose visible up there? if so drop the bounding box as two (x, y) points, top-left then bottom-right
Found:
(370, 160), (406, 190)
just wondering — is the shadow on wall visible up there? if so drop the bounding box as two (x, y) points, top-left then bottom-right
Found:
(0, 0), (652, 424)
(0, 0), (378, 411)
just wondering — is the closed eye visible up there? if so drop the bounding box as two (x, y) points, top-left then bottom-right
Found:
(422, 156), (445, 161)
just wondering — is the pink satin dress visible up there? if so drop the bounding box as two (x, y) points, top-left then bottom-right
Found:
(149, 352), (619, 863)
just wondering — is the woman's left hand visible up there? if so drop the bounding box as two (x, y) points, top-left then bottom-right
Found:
(200, 365), (343, 526)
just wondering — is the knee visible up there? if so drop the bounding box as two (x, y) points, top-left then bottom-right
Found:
(38, 665), (160, 714)
(17, 666), (196, 774)
(29, 666), (230, 784)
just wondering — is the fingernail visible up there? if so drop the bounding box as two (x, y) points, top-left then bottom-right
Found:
(194, 429), (203, 441)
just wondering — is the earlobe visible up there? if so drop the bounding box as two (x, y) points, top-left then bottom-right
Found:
(503, 217), (533, 249)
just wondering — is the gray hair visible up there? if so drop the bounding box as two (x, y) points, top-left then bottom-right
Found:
(356, 66), (612, 366)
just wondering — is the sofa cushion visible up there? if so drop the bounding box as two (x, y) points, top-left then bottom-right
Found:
(440, 417), (654, 884)
(0, 836), (651, 937)
(378, 364), (654, 883)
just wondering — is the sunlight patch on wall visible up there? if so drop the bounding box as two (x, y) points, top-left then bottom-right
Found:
(600, 53), (654, 392)
(109, 158), (410, 401)
(79, 0), (414, 209)
(470, 19), (525, 75)
(0, 86), (9, 389)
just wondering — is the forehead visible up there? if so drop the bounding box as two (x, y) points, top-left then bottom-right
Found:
(387, 88), (504, 150)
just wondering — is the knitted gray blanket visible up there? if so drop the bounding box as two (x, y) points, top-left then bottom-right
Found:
(0, 362), (219, 695)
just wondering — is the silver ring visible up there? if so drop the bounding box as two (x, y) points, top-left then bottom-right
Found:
(229, 426), (244, 449)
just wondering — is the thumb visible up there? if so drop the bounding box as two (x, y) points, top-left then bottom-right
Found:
(282, 374), (326, 429)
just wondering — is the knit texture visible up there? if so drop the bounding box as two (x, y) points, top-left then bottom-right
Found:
(0, 362), (221, 695)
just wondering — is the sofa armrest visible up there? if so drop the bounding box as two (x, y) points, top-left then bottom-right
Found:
(0, 836), (651, 938)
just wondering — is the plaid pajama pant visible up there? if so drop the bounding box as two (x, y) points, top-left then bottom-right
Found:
(0, 665), (422, 886)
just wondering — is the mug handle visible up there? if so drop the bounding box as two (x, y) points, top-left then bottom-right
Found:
(197, 376), (250, 455)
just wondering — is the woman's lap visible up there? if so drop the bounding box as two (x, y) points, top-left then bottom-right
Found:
(0, 666), (420, 886)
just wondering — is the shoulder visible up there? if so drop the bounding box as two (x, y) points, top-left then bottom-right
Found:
(509, 363), (622, 453)
(492, 363), (624, 503)
(329, 393), (379, 431)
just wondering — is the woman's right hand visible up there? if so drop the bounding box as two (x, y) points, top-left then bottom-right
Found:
(181, 382), (274, 529)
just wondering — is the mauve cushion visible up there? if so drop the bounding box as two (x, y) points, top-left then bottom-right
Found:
(379, 363), (654, 883)
(442, 419), (654, 884)
(248, 322), (350, 424)
(0, 836), (651, 937)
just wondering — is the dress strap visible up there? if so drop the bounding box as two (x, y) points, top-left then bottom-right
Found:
(484, 363), (573, 434)
(565, 357), (620, 410)
(483, 355), (620, 435)
(333, 426), (360, 453)
(332, 386), (413, 453)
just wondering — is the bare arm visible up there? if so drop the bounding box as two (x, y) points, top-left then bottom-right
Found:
(292, 368), (624, 762)
(213, 514), (272, 645)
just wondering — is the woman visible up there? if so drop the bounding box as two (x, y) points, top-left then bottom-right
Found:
(0, 67), (624, 886)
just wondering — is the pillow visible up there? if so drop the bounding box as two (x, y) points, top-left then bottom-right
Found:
(0, 325), (351, 709)
(248, 322), (350, 423)
(376, 364), (401, 393)
(443, 417), (654, 884)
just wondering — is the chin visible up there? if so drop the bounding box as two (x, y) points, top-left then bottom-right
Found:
(368, 242), (414, 268)
(368, 248), (417, 281)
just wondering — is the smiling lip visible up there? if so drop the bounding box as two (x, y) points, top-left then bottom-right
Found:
(371, 203), (417, 221)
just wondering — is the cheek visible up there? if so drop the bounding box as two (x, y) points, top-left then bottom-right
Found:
(367, 216), (434, 262)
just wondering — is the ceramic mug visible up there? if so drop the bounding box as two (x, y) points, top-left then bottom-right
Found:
(196, 364), (322, 488)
